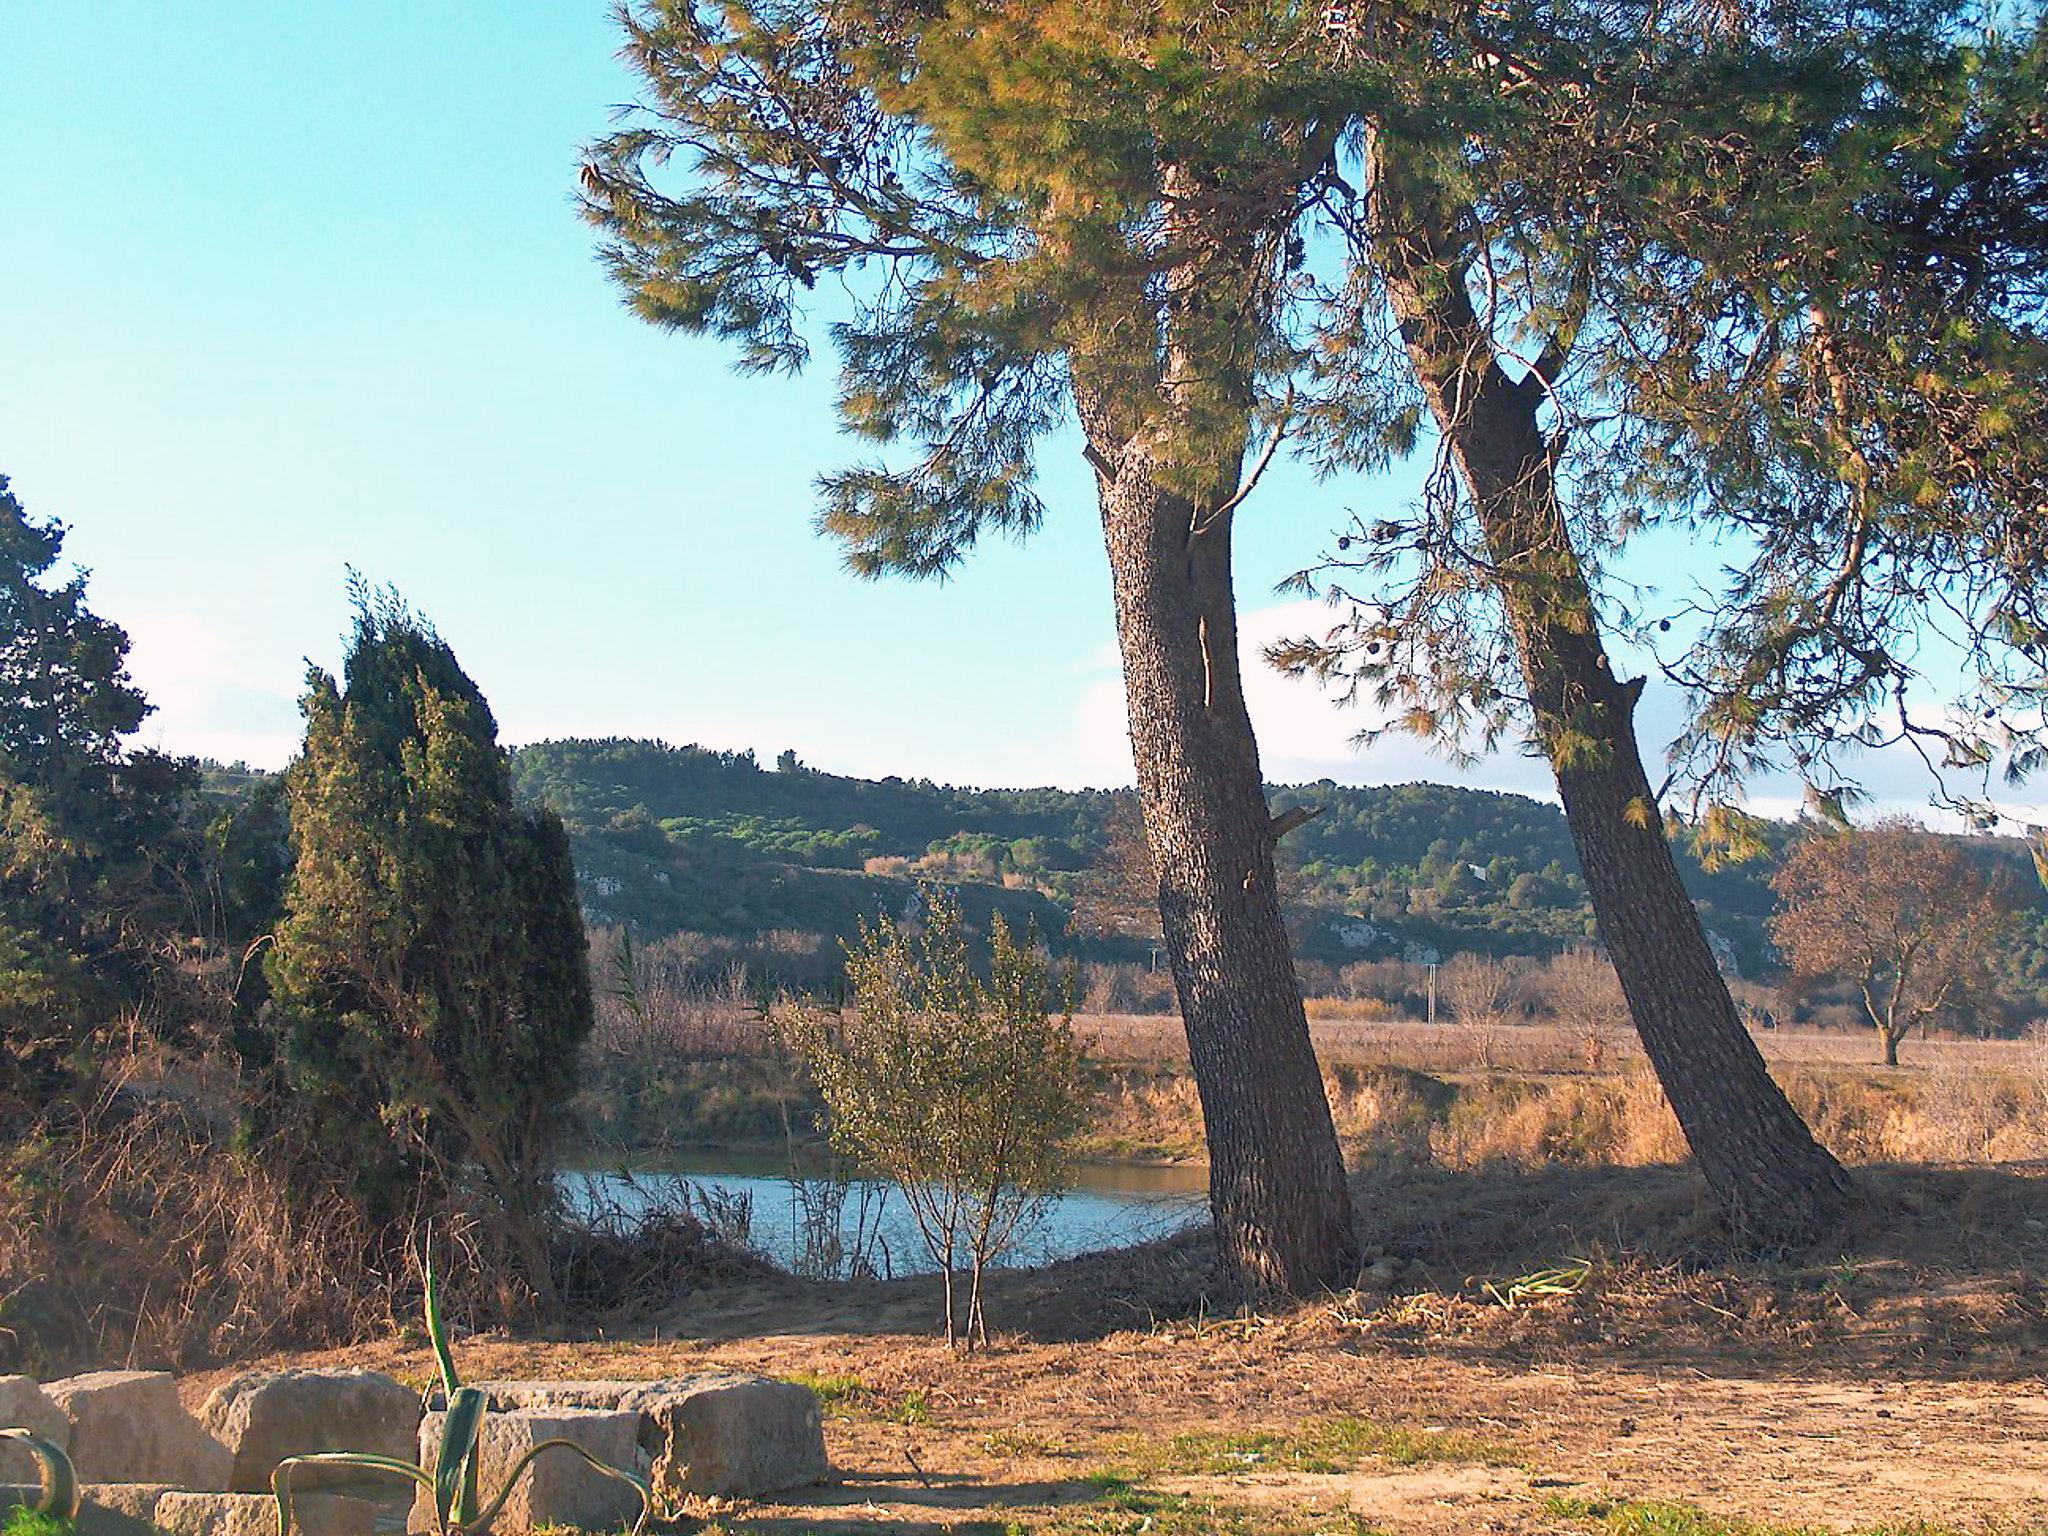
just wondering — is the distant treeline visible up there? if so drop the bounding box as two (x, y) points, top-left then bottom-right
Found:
(496, 737), (2048, 1012)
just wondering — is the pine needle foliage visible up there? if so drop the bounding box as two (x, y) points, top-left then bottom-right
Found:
(583, 1), (2042, 818)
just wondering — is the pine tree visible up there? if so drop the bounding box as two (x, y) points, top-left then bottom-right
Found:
(1271, 6), (2041, 1238)
(580, 0), (2040, 1256)
(582, 0), (1367, 1293)
(266, 584), (590, 1303)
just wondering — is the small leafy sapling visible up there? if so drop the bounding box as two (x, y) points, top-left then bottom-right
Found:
(778, 888), (1094, 1349)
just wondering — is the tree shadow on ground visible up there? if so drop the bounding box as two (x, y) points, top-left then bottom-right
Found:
(687, 1475), (1100, 1534)
(662, 1159), (2048, 1381)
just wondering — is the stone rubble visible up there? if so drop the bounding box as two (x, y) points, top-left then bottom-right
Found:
(0, 1364), (829, 1532)
(42, 1372), (233, 1489)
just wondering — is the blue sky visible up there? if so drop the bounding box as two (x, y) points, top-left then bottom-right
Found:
(0, 3), (2018, 819)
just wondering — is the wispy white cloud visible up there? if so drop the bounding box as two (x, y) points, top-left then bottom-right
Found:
(1070, 598), (1557, 795)
(121, 611), (302, 768)
(1072, 598), (2048, 829)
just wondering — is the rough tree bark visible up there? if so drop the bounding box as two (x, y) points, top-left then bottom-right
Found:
(1076, 399), (1360, 1293)
(1372, 163), (1854, 1243)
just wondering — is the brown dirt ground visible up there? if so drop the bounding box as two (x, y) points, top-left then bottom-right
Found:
(183, 1162), (2048, 1536)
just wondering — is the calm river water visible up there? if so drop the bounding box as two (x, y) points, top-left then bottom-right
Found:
(564, 1151), (1208, 1277)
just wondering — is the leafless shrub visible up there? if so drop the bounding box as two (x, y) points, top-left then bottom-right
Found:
(1541, 948), (1632, 1070)
(550, 1168), (772, 1319)
(0, 1071), (394, 1374)
(1078, 960), (1177, 1015)
(1336, 960), (1430, 1013)
(781, 1152), (894, 1282)
(590, 928), (771, 1058)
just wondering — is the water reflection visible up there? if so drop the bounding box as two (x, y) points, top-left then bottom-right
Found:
(564, 1155), (1206, 1278)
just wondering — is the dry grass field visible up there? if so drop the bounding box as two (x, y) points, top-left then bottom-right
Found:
(34, 1013), (2048, 1536)
(1075, 1013), (2040, 1074)
(1072, 1018), (2048, 1172)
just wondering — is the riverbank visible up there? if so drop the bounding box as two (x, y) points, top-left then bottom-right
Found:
(573, 1021), (2048, 1171)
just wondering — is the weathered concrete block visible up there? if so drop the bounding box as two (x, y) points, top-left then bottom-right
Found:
(621, 1375), (827, 1499)
(475, 1381), (641, 1413)
(157, 1489), (374, 1536)
(44, 1371), (232, 1489)
(412, 1408), (642, 1534)
(0, 1375), (69, 1484)
(202, 1369), (422, 1493)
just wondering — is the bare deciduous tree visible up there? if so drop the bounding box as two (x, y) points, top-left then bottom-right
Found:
(1545, 949), (1633, 1071)
(1439, 955), (1523, 1032)
(1439, 955), (1521, 1068)
(1771, 821), (2014, 1067)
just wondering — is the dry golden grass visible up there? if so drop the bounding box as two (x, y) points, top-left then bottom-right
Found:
(1077, 1011), (2042, 1073)
(1079, 1044), (2048, 1171)
(0, 1085), (391, 1376)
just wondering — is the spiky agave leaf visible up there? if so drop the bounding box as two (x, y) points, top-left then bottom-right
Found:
(463, 1439), (659, 1536)
(2, 1429), (80, 1521)
(418, 1229), (485, 1526)
(423, 1230), (460, 1399)
(435, 1387), (489, 1530)
(272, 1454), (436, 1536)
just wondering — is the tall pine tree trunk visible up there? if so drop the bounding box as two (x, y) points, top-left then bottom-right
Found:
(1374, 168), (1853, 1243)
(1083, 422), (1360, 1293)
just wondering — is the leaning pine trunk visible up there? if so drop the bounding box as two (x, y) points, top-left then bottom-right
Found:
(1086, 425), (1360, 1293)
(1374, 160), (1853, 1245)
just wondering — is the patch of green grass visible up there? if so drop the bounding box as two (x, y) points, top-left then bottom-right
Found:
(2, 1511), (73, 1536)
(885, 1386), (932, 1425)
(1540, 1495), (1970, 1536)
(1024, 1483), (1388, 1536)
(1096, 1414), (1519, 1479)
(781, 1370), (866, 1408)
(981, 1427), (1079, 1460)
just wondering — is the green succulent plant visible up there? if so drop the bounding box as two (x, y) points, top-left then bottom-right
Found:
(1, 1427), (79, 1523)
(271, 1238), (659, 1536)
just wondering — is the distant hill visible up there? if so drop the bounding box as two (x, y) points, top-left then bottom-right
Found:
(505, 737), (1863, 977)
(200, 738), (2048, 1008)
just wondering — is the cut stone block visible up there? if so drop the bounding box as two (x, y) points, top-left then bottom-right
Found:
(621, 1375), (827, 1499)
(412, 1408), (643, 1534)
(202, 1368), (422, 1493)
(44, 1371), (232, 1489)
(0, 1375), (69, 1484)
(156, 1489), (375, 1536)
(1, 1483), (211, 1536)
(77, 1481), (181, 1536)
(476, 1381), (642, 1413)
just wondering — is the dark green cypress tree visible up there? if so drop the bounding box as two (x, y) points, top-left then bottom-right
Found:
(266, 584), (590, 1304)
